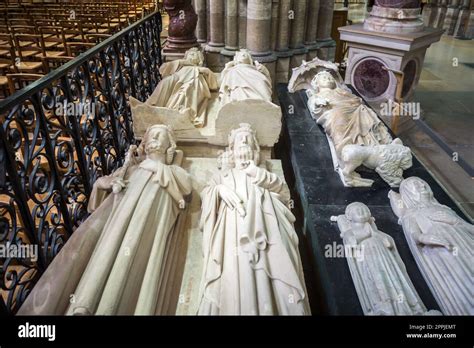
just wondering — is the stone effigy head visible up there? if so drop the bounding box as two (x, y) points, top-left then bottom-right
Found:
(185, 47), (204, 66)
(345, 202), (372, 224)
(233, 49), (254, 66)
(399, 177), (436, 208)
(228, 123), (261, 166)
(311, 70), (337, 90)
(141, 124), (177, 164)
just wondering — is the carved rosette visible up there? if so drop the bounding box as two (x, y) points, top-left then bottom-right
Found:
(163, 0), (199, 52)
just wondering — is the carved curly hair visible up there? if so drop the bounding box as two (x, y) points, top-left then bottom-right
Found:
(138, 124), (177, 165)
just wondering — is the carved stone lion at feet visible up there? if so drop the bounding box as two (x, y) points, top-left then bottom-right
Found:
(341, 138), (413, 187)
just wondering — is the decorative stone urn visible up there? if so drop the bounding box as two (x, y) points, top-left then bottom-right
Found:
(364, 0), (425, 33)
(163, 0), (199, 54)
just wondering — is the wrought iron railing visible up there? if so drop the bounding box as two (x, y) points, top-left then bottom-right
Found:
(0, 11), (163, 315)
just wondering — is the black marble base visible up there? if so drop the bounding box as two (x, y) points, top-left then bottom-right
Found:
(276, 84), (465, 315)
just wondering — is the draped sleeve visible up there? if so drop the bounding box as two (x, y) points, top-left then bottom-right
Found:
(251, 166), (291, 204)
(199, 173), (222, 258)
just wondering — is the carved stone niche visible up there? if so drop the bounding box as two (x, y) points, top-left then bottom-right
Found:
(163, 0), (199, 58)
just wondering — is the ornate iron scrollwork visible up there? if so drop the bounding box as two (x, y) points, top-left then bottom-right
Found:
(0, 12), (163, 315)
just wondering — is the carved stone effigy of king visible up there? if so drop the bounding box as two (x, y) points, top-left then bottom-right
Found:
(197, 123), (311, 315)
(147, 48), (218, 127)
(288, 57), (413, 188)
(389, 177), (474, 315)
(18, 125), (193, 315)
(218, 49), (273, 105)
(130, 48), (282, 162)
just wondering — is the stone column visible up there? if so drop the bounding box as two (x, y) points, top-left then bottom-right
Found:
(289, 0), (309, 68)
(206, 0), (225, 70)
(454, 0), (472, 37)
(247, 0), (277, 85)
(316, 0), (336, 60)
(163, 0), (199, 60)
(238, 0), (247, 48)
(195, 0), (208, 44)
(305, 0), (320, 60)
(444, 0), (462, 34)
(275, 0), (293, 83)
(222, 0), (239, 59)
(270, 0), (280, 51)
(422, 0), (439, 27)
(434, 0), (448, 28)
(467, 4), (474, 38)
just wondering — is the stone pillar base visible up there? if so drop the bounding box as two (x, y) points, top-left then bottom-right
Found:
(339, 24), (443, 104)
(275, 51), (292, 83)
(205, 50), (226, 72)
(162, 50), (186, 62)
(290, 47), (309, 69)
(305, 42), (319, 60)
(316, 39), (336, 61)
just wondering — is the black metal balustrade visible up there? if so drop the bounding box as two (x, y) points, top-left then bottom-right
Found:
(0, 11), (163, 315)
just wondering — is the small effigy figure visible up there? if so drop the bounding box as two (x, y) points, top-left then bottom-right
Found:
(389, 177), (474, 315)
(331, 202), (441, 315)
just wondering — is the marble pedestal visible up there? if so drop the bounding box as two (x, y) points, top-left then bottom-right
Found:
(338, 24), (443, 104)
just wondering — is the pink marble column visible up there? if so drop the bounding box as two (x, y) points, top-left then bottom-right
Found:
(163, 0), (199, 54)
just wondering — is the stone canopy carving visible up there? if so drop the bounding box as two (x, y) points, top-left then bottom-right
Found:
(287, 56), (347, 93)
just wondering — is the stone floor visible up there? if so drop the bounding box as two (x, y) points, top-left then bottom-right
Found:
(375, 35), (474, 222)
(416, 35), (474, 168)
